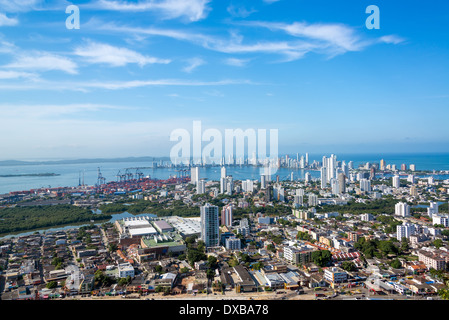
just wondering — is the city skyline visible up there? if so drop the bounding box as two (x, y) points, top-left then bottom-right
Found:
(0, 0), (449, 160)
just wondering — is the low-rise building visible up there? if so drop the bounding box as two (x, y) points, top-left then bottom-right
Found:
(118, 262), (135, 278)
(417, 249), (447, 271)
(324, 267), (348, 288)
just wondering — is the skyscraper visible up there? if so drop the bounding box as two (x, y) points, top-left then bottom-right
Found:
(305, 172), (311, 184)
(370, 167), (376, 180)
(392, 175), (401, 188)
(191, 167), (199, 185)
(330, 178), (339, 195)
(348, 161), (354, 170)
(273, 184), (284, 202)
(308, 194), (318, 207)
(395, 202), (410, 217)
(221, 204), (233, 227)
(197, 179), (206, 194)
(396, 222), (416, 240)
(260, 174), (267, 189)
(338, 172), (346, 194)
(360, 179), (371, 192)
(221, 166), (227, 179)
(380, 159), (386, 171)
(201, 203), (219, 247)
(320, 167), (328, 189)
(242, 179), (254, 193)
(342, 161), (349, 178)
(265, 186), (272, 202)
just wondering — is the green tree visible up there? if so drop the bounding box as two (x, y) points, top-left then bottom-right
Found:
(108, 243), (118, 252)
(118, 276), (131, 286)
(46, 281), (57, 289)
(390, 259), (402, 269)
(438, 288), (449, 300)
(434, 239), (444, 249)
(400, 237), (409, 253)
(206, 268), (215, 279)
(311, 250), (332, 267)
(155, 265), (163, 273)
(252, 262), (264, 270)
(207, 256), (218, 269)
(180, 267), (190, 273)
(341, 261), (356, 272)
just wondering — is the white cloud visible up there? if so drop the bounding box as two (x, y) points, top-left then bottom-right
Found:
(0, 70), (37, 80)
(0, 103), (129, 118)
(74, 41), (171, 67)
(92, 0), (212, 22)
(0, 40), (18, 54)
(182, 57), (205, 73)
(0, 0), (42, 12)
(224, 58), (250, 67)
(75, 78), (253, 90)
(227, 5), (257, 18)
(0, 78), (256, 91)
(0, 13), (19, 26)
(244, 21), (365, 52)
(98, 22), (311, 61)
(379, 35), (406, 45)
(5, 51), (78, 74)
(96, 21), (360, 62)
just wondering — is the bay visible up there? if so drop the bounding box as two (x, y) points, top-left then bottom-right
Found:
(0, 153), (448, 195)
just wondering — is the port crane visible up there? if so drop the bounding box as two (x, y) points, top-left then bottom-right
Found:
(135, 169), (144, 181)
(97, 167), (106, 186)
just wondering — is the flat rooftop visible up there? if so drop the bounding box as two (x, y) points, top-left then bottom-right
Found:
(153, 220), (174, 231)
(166, 216), (201, 236)
(141, 233), (185, 248)
(129, 227), (158, 237)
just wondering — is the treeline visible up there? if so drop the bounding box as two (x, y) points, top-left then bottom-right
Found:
(315, 198), (399, 215)
(354, 237), (408, 260)
(99, 200), (200, 217)
(0, 205), (112, 236)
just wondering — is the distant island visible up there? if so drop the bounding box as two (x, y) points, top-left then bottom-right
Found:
(0, 156), (170, 167)
(0, 173), (60, 178)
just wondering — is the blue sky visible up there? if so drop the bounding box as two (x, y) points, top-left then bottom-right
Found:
(0, 0), (448, 160)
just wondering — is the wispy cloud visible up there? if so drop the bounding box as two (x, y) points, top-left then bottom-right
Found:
(0, 13), (19, 26)
(182, 57), (205, 73)
(74, 78), (255, 90)
(0, 78), (257, 91)
(0, 0), (42, 12)
(224, 57), (250, 67)
(95, 18), (389, 62)
(74, 40), (171, 67)
(94, 22), (311, 61)
(4, 51), (78, 74)
(90, 0), (212, 22)
(379, 35), (406, 45)
(242, 21), (366, 52)
(0, 70), (37, 80)
(0, 103), (130, 118)
(0, 40), (18, 54)
(227, 4), (257, 18)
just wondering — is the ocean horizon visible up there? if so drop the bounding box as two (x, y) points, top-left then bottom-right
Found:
(0, 152), (448, 195)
